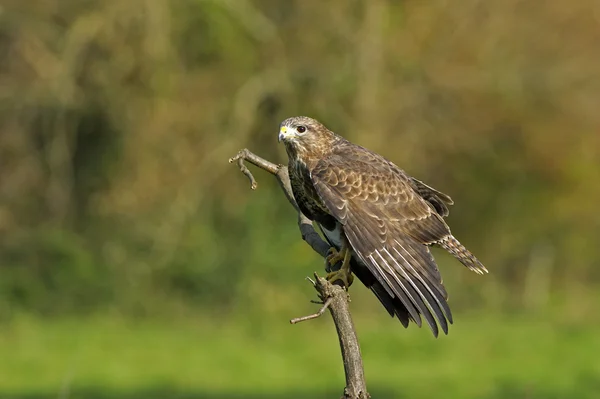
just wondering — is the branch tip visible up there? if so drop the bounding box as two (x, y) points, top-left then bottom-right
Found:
(236, 158), (258, 190)
(289, 297), (333, 324)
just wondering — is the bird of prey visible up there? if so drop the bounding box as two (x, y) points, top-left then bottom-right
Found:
(278, 116), (487, 337)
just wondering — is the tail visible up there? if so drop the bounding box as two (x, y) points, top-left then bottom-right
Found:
(438, 235), (488, 275)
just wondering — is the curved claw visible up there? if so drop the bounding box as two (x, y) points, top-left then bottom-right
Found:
(326, 268), (354, 289)
(325, 245), (353, 289)
(326, 247), (345, 266)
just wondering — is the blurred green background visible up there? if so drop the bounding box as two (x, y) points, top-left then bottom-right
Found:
(1, 1), (599, 398)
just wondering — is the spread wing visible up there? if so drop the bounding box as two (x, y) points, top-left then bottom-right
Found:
(310, 143), (453, 336)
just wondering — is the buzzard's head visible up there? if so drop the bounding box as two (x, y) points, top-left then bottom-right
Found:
(278, 116), (335, 159)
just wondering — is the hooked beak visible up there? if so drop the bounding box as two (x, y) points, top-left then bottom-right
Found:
(278, 126), (292, 143)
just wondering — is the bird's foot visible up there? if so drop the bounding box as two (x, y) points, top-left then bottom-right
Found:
(326, 267), (354, 289)
(325, 246), (353, 288)
(326, 247), (345, 270)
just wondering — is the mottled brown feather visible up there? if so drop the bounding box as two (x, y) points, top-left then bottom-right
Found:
(311, 145), (453, 334)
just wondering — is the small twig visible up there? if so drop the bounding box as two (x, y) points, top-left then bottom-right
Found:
(230, 149), (370, 399)
(229, 148), (279, 174)
(290, 297), (333, 324)
(235, 157), (258, 190)
(229, 148), (277, 189)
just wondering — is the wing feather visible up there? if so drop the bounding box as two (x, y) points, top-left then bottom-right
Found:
(391, 241), (453, 323)
(409, 177), (454, 217)
(311, 143), (454, 336)
(380, 246), (439, 334)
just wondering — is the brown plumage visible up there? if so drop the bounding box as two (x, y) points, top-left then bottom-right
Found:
(278, 116), (487, 337)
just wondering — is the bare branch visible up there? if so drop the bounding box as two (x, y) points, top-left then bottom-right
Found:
(229, 148), (279, 189)
(235, 157), (258, 190)
(230, 149), (370, 399)
(298, 212), (331, 258)
(290, 297), (333, 324)
(229, 148), (280, 175)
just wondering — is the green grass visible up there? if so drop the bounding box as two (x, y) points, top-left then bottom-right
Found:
(0, 313), (598, 399)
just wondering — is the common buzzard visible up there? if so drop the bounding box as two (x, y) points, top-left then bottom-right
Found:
(278, 116), (487, 337)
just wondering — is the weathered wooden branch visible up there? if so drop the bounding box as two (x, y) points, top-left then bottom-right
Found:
(229, 148), (370, 399)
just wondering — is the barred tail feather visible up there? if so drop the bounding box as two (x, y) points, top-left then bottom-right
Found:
(438, 235), (488, 275)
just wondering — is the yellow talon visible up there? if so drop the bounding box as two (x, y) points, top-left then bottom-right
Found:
(325, 245), (354, 288)
(326, 247), (345, 266)
(326, 268), (354, 289)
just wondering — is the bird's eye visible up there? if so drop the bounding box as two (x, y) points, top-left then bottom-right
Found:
(297, 125), (307, 133)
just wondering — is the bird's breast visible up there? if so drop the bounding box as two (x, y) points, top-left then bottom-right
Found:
(289, 159), (332, 224)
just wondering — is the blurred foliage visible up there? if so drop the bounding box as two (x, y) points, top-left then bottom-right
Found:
(0, 0), (599, 324)
(1, 1), (600, 398)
